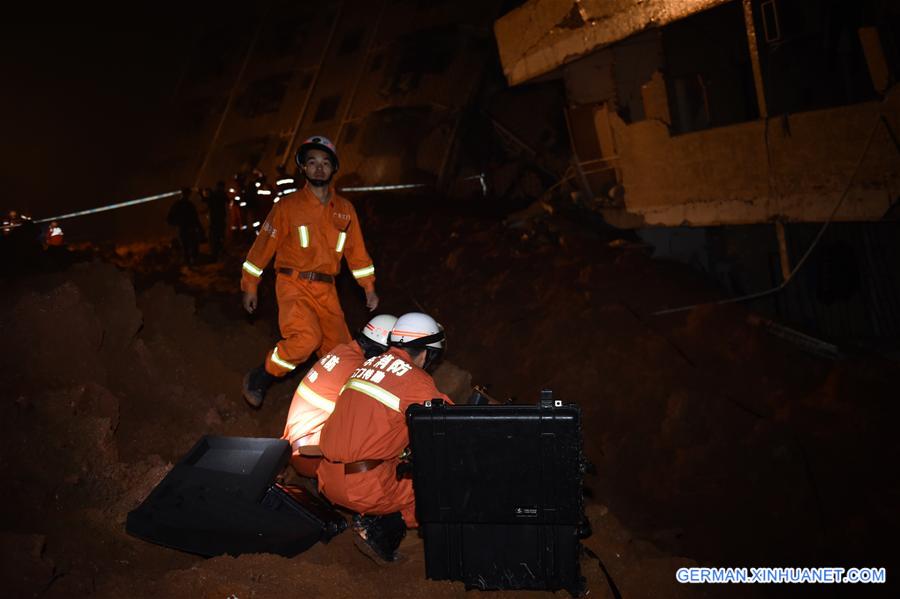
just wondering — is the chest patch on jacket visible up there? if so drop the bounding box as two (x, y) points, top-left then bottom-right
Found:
(331, 211), (351, 231)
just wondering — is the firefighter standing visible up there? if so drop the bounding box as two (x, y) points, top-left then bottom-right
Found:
(274, 164), (298, 199)
(2, 210), (22, 236)
(241, 135), (379, 408)
(228, 171), (248, 241)
(248, 169), (275, 236)
(317, 312), (450, 563)
(282, 313), (397, 477)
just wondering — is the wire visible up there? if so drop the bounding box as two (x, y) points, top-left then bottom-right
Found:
(652, 111), (889, 316)
(583, 545), (623, 599)
(34, 191), (181, 224)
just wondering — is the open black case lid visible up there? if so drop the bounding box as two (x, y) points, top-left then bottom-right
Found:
(126, 436), (345, 557)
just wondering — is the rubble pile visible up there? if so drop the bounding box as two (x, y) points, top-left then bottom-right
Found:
(0, 198), (896, 597)
(0, 257), (717, 598)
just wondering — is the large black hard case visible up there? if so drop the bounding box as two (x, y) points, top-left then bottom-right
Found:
(407, 399), (586, 595)
(126, 436), (345, 557)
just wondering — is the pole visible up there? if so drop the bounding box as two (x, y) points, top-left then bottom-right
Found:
(743, 0), (768, 119)
(280, 1), (344, 167)
(193, 6), (269, 188)
(334, 0), (387, 148)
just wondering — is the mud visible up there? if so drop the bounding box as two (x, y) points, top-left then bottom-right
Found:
(1, 200), (896, 597)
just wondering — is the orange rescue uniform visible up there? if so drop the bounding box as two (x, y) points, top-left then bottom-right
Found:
(282, 339), (364, 451)
(317, 347), (451, 527)
(45, 226), (64, 246)
(241, 182), (375, 377)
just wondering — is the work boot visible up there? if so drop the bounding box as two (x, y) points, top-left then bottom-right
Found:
(352, 512), (407, 565)
(242, 365), (277, 408)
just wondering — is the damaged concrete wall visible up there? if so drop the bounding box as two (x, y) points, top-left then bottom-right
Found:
(334, 14), (495, 186)
(495, 0), (731, 86)
(190, 0), (502, 190)
(563, 29), (663, 122)
(200, 2), (344, 183)
(601, 88), (900, 227)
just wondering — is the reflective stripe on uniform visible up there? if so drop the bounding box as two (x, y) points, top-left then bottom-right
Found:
(335, 231), (347, 253)
(351, 264), (375, 279)
(296, 381), (336, 413)
(391, 329), (429, 339)
(342, 378), (401, 413)
(270, 346), (297, 370)
(298, 225), (309, 248)
(243, 261), (263, 277)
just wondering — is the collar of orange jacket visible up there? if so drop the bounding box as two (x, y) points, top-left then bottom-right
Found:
(300, 180), (336, 206)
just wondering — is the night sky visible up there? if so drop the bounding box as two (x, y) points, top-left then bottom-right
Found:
(1, 12), (197, 220)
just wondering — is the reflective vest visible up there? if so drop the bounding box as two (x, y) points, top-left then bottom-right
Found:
(241, 182), (375, 293)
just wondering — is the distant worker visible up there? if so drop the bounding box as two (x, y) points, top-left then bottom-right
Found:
(44, 220), (64, 247)
(228, 171), (249, 241)
(2, 210), (22, 236)
(274, 164), (298, 199)
(248, 168), (275, 236)
(167, 187), (203, 266)
(282, 313), (397, 477)
(198, 187), (213, 252)
(317, 312), (450, 563)
(204, 181), (228, 260)
(7, 210), (37, 239)
(3, 210), (42, 272)
(241, 135), (379, 408)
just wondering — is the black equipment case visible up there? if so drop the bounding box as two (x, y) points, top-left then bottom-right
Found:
(406, 397), (587, 595)
(126, 436), (346, 557)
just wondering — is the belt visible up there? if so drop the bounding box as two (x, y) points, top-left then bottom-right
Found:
(326, 458), (384, 475)
(276, 267), (334, 283)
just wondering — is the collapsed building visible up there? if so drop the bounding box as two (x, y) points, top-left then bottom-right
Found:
(4, 5), (900, 592)
(28, 0), (900, 346)
(94, 0), (569, 243)
(165, 0), (506, 191)
(495, 0), (900, 343)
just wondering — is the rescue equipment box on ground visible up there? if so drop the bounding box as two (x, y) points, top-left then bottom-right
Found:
(126, 436), (345, 557)
(407, 398), (587, 595)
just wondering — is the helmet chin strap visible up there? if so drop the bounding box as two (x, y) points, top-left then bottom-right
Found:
(391, 331), (445, 349)
(357, 333), (388, 360)
(423, 346), (443, 371)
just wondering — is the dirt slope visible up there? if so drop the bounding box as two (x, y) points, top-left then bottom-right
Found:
(1, 199), (896, 598)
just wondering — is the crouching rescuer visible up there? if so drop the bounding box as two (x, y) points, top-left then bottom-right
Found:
(240, 135), (379, 408)
(282, 314), (397, 477)
(317, 312), (450, 563)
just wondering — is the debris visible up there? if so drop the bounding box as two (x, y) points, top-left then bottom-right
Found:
(747, 314), (842, 360)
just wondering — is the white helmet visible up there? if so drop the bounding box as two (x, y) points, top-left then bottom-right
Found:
(361, 314), (398, 347)
(390, 312), (445, 350)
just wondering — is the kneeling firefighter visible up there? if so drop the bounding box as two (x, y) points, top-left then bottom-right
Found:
(317, 312), (451, 563)
(282, 313), (397, 477)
